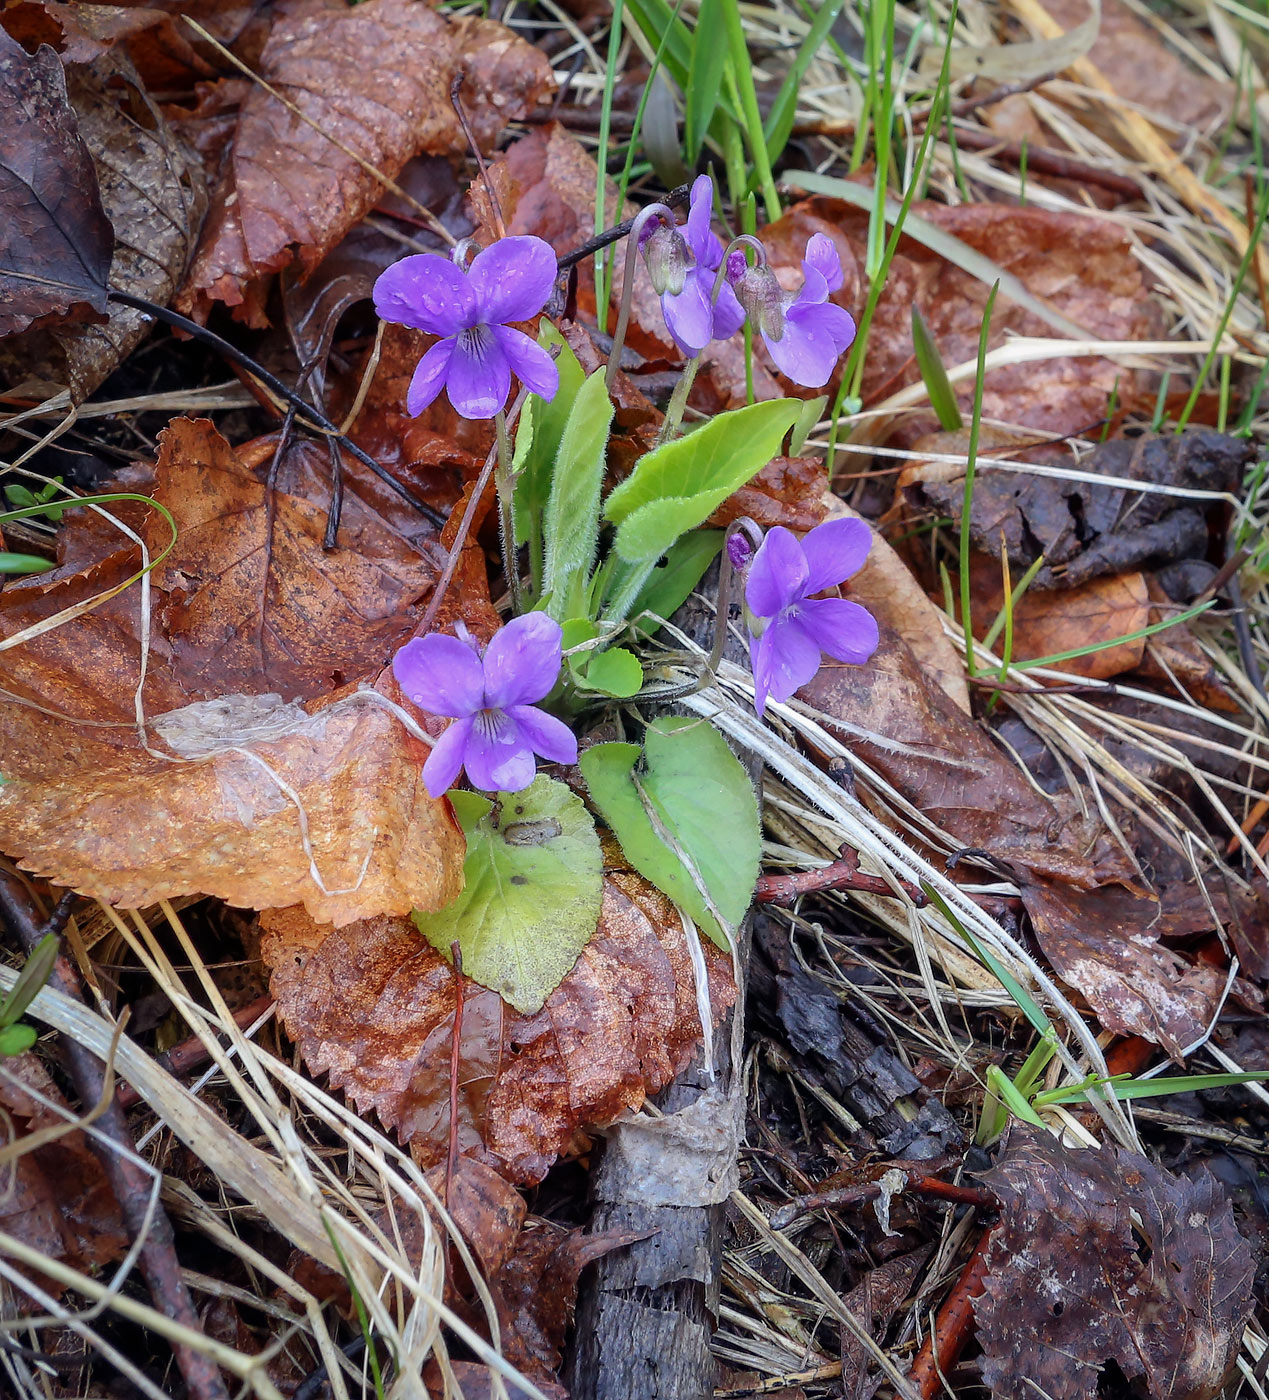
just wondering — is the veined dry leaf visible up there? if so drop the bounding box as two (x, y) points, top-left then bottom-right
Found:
(0, 26), (113, 336)
(0, 52), (208, 401)
(148, 419), (440, 699)
(798, 627), (1226, 1053)
(0, 691), (465, 925)
(0, 418), (466, 924)
(179, 0), (554, 323)
(260, 859), (737, 1185)
(968, 555), (1150, 680)
(976, 1127), (1254, 1400)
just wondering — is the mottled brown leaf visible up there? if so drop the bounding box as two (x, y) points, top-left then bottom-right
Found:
(260, 861), (737, 1185)
(0, 52), (207, 401)
(976, 1127), (1254, 1400)
(179, 0), (553, 322)
(0, 27), (113, 336)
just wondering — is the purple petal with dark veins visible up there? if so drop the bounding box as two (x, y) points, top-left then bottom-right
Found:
(374, 254), (475, 336)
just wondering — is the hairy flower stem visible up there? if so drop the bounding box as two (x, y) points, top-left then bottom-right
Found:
(493, 409), (521, 613)
(656, 353), (702, 445)
(606, 203), (674, 393)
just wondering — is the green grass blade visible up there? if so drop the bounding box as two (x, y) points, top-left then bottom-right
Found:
(1012, 599), (1216, 671)
(595, 0), (626, 328)
(1035, 1071), (1269, 1107)
(959, 281), (999, 679)
(911, 304), (963, 430)
(685, 0), (729, 163)
(720, 0), (781, 221)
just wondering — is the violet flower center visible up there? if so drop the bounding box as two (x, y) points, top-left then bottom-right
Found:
(459, 324), (494, 358)
(475, 707), (510, 741)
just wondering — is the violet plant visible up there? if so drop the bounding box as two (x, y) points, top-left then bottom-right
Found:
(375, 178), (880, 1014)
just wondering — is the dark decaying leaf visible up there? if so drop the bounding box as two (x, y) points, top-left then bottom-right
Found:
(0, 52), (208, 401)
(0, 26), (113, 337)
(799, 626), (1228, 1054)
(975, 1127), (1254, 1400)
(903, 430), (1251, 590)
(260, 857), (737, 1185)
(0, 1051), (127, 1297)
(178, 0), (554, 322)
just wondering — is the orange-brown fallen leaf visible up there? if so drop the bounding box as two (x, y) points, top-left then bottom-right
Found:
(178, 0), (554, 323)
(260, 859), (737, 1185)
(967, 555), (1150, 680)
(0, 417), (467, 924)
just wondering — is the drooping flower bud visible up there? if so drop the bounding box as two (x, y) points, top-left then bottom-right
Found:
(726, 531), (754, 573)
(640, 219), (691, 296)
(730, 261), (786, 343)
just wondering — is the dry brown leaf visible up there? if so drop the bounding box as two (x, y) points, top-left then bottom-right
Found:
(0, 26), (113, 337)
(260, 861), (737, 1185)
(968, 554), (1150, 680)
(0, 691), (465, 924)
(1039, 0), (1232, 136)
(0, 1050), (127, 1296)
(798, 627), (1226, 1053)
(0, 51), (208, 401)
(0, 418), (466, 924)
(976, 1126), (1254, 1400)
(178, 0), (554, 323)
(765, 195), (1160, 440)
(1134, 574), (1238, 712)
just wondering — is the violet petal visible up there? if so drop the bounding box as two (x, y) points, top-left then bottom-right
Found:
(394, 633), (485, 717)
(712, 277), (746, 342)
(685, 174), (722, 267)
(662, 273), (713, 355)
(463, 711), (535, 792)
(481, 613), (564, 709)
(803, 233), (844, 294)
(764, 301), (856, 388)
(752, 613), (822, 715)
(507, 703), (578, 765)
(446, 325), (512, 419)
(373, 255), (475, 336)
(422, 715), (474, 798)
(468, 236), (559, 325)
(800, 516), (873, 594)
(406, 338), (455, 417)
(794, 596), (880, 665)
(746, 526), (809, 619)
(490, 324), (560, 400)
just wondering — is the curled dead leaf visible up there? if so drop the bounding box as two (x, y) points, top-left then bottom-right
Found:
(260, 861), (737, 1185)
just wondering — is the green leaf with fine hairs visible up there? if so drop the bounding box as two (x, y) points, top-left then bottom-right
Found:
(628, 530), (723, 637)
(605, 399), (799, 562)
(542, 369), (615, 621)
(413, 777), (603, 1014)
(911, 304), (963, 430)
(513, 325), (585, 549)
(581, 716), (759, 948)
(685, 0), (728, 162)
(788, 396), (827, 458)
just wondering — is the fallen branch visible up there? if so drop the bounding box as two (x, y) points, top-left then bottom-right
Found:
(754, 844), (929, 907)
(0, 873), (231, 1400)
(907, 1227), (995, 1399)
(769, 1170), (994, 1230)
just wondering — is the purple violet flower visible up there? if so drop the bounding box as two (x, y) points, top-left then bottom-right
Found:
(745, 517), (879, 717)
(394, 613), (577, 797)
(653, 176), (746, 356)
(731, 233), (857, 388)
(373, 237), (560, 420)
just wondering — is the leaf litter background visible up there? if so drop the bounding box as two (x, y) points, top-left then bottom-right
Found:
(1, 0), (1269, 1395)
